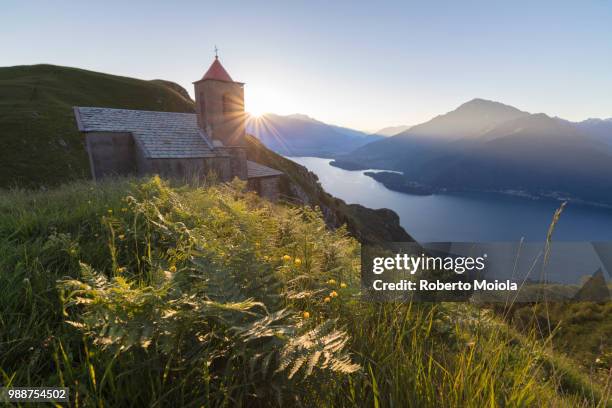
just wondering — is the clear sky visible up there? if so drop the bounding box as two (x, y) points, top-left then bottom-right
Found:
(3, 0), (612, 131)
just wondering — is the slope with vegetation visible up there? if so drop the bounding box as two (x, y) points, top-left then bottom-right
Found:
(0, 63), (409, 245)
(1, 177), (609, 406)
(0, 64), (194, 188)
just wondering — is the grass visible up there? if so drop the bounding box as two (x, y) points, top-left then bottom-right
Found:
(0, 64), (194, 188)
(0, 176), (610, 406)
(0, 63), (412, 246)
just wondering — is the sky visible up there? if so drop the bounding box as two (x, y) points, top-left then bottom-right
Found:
(3, 0), (612, 132)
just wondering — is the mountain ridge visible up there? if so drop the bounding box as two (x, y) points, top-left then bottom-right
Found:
(332, 99), (612, 205)
(246, 112), (382, 157)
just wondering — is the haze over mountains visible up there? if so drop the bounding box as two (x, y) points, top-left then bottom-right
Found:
(246, 113), (382, 157)
(372, 125), (411, 137)
(329, 99), (612, 205)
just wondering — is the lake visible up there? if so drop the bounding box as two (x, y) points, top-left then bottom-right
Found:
(289, 157), (612, 242)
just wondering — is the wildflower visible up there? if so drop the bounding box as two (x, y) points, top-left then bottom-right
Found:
(118, 234), (125, 240)
(69, 248), (77, 255)
(327, 279), (336, 285)
(169, 265), (177, 273)
(263, 255), (269, 261)
(107, 209), (113, 214)
(340, 283), (347, 288)
(324, 297), (331, 303)
(330, 290), (338, 298)
(116, 267), (126, 273)
(302, 311), (310, 319)
(466, 341), (476, 348)
(294, 257), (302, 266)
(121, 207), (128, 212)
(283, 254), (292, 262)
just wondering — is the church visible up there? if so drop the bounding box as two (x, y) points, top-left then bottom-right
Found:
(73, 56), (282, 200)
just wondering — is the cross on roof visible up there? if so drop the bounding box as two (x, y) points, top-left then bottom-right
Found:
(214, 45), (219, 59)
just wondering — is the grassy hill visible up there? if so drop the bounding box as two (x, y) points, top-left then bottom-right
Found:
(0, 177), (609, 406)
(0, 64), (194, 188)
(0, 64), (411, 245)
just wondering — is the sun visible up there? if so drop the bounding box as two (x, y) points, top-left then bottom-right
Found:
(245, 85), (283, 118)
(247, 105), (266, 118)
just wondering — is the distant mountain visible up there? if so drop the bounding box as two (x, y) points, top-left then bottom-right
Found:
(575, 118), (612, 147)
(373, 125), (411, 136)
(333, 99), (612, 205)
(246, 113), (382, 157)
(333, 98), (530, 171)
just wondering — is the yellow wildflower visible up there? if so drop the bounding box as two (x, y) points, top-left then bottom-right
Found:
(107, 209), (113, 214)
(116, 267), (126, 273)
(330, 290), (338, 298)
(302, 311), (310, 319)
(118, 234), (125, 240)
(121, 207), (128, 212)
(340, 283), (347, 288)
(327, 279), (336, 285)
(294, 258), (302, 266)
(282, 255), (292, 262)
(323, 297), (331, 303)
(169, 265), (177, 273)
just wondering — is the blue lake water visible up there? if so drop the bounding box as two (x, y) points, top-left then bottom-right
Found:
(289, 157), (612, 242)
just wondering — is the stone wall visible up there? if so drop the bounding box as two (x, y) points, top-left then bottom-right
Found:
(85, 132), (135, 180)
(147, 157), (232, 183)
(194, 79), (246, 147)
(248, 176), (280, 202)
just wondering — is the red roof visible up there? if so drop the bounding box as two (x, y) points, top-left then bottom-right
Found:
(198, 57), (233, 82)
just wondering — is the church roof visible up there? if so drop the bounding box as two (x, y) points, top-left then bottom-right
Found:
(247, 160), (283, 178)
(73, 107), (284, 179)
(74, 107), (217, 159)
(196, 57), (233, 82)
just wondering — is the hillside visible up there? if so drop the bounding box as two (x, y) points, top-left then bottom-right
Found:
(0, 64), (195, 187)
(0, 64), (409, 244)
(245, 135), (412, 244)
(246, 113), (381, 157)
(1, 177), (608, 406)
(333, 99), (612, 205)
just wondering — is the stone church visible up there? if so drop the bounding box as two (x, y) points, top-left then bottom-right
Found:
(74, 56), (282, 200)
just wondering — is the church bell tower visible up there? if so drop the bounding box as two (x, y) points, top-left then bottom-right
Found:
(193, 52), (246, 146)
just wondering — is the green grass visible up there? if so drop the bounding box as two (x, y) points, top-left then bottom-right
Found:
(0, 64), (194, 188)
(1, 177), (609, 406)
(0, 63), (411, 246)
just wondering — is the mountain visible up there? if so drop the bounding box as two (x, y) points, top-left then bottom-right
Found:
(575, 118), (612, 147)
(373, 125), (411, 136)
(246, 113), (382, 157)
(0, 64), (410, 244)
(333, 98), (530, 171)
(333, 99), (612, 205)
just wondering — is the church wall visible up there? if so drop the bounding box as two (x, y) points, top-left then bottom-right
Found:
(248, 176), (281, 202)
(85, 132), (136, 180)
(147, 157), (232, 184)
